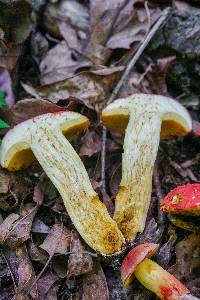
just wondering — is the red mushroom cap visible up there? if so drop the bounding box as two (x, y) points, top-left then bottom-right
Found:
(160, 184), (200, 216)
(121, 243), (159, 287)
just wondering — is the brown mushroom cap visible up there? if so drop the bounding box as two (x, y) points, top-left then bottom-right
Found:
(121, 243), (159, 287)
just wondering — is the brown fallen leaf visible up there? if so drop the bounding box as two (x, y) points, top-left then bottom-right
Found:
(39, 41), (90, 85)
(82, 261), (109, 300)
(37, 272), (59, 300)
(32, 218), (50, 234)
(0, 42), (22, 71)
(3, 245), (37, 298)
(79, 129), (102, 157)
(67, 229), (93, 277)
(0, 206), (37, 248)
(40, 223), (71, 256)
(10, 98), (63, 125)
(42, 0), (89, 39)
(86, 0), (127, 64)
(107, 3), (161, 49)
(0, 167), (10, 194)
(27, 241), (48, 264)
(23, 66), (124, 112)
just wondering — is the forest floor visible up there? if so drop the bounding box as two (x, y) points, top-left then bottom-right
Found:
(0, 1), (200, 299)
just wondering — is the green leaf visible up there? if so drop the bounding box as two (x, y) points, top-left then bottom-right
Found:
(0, 119), (10, 129)
(0, 91), (7, 108)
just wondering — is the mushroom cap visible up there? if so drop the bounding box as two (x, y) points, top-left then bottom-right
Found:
(0, 110), (89, 171)
(160, 184), (200, 216)
(121, 243), (159, 287)
(101, 94), (192, 138)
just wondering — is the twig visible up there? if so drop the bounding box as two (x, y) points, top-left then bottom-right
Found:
(153, 162), (166, 226)
(101, 7), (171, 196)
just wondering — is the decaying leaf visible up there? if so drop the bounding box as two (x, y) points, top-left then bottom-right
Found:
(40, 224), (71, 256)
(0, 167), (10, 194)
(3, 245), (37, 298)
(11, 98), (63, 125)
(23, 66), (124, 112)
(39, 41), (90, 85)
(67, 229), (93, 277)
(79, 129), (102, 157)
(37, 272), (59, 300)
(82, 261), (109, 300)
(43, 0), (89, 38)
(0, 206), (37, 248)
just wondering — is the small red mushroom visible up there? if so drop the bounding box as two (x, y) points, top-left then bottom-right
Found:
(160, 184), (200, 216)
(121, 243), (192, 300)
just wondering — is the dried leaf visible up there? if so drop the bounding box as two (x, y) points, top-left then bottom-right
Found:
(79, 129), (102, 157)
(37, 273), (59, 300)
(0, 43), (22, 71)
(24, 66), (123, 112)
(67, 229), (93, 277)
(3, 245), (37, 298)
(43, 0), (89, 38)
(0, 167), (10, 194)
(173, 233), (200, 282)
(40, 224), (71, 256)
(32, 218), (50, 234)
(33, 181), (44, 206)
(39, 41), (90, 85)
(28, 241), (47, 264)
(86, 0), (126, 64)
(11, 98), (63, 125)
(107, 4), (161, 49)
(57, 21), (81, 52)
(0, 206), (37, 248)
(82, 261), (109, 300)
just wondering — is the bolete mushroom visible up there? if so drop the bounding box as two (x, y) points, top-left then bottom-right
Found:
(0, 110), (123, 255)
(101, 94), (192, 240)
(121, 243), (191, 300)
(160, 184), (200, 215)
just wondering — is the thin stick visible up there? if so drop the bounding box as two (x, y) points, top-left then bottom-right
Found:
(101, 7), (171, 196)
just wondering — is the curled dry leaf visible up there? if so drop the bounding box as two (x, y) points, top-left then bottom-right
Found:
(40, 224), (71, 256)
(86, 0), (126, 64)
(23, 66), (124, 112)
(82, 261), (109, 300)
(67, 229), (93, 277)
(39, 41), (90, 85)
(0, 206), (38, 248)
(107, 3), (161, 49)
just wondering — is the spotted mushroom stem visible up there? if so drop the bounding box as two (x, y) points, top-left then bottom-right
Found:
(134, 258), (190, 300)
(30, 125), (123, 255)
(115, 109), (161, 239)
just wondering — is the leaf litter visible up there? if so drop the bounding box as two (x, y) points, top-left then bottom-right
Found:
(0, 0), (200, 299)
